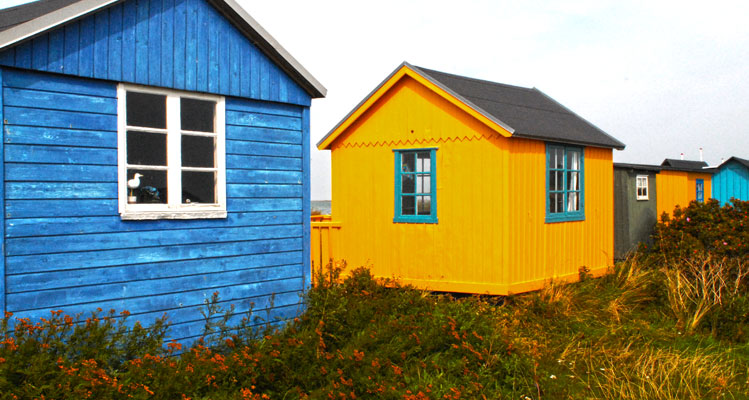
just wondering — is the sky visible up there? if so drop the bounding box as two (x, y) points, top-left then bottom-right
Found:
(3, 0), (748, 200)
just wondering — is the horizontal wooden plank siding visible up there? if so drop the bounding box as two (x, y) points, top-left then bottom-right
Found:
(0, 0), (311, 107)
(2, 68), (307, 343)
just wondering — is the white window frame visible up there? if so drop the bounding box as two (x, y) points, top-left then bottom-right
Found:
(117, 84), (227, 220)
(636, 175), (649, 200)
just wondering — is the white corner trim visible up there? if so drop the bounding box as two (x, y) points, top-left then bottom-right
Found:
(0, 0), (118, 50)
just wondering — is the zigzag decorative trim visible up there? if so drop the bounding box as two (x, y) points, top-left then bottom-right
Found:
(336, 133), (504, 149)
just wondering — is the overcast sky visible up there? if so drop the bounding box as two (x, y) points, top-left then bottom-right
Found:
(4, 0), (748, 200)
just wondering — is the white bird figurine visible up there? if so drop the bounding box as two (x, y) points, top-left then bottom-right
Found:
(128, 173), (143, 190)
(127, 173), (143, 203)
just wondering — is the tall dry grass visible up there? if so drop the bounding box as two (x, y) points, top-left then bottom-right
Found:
(662, 255), (747, 333)
(573, 344), (740, 400)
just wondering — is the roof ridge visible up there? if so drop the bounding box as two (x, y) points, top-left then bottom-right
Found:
(414, 65), (534, 92)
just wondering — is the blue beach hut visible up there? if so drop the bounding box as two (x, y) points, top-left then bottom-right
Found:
(712, 157), (749, 205)
(0, 0), (325, 343)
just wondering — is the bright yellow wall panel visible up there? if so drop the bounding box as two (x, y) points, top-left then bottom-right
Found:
(331, 77), (510, 293)
(656, 171), (712, 218)
(329, 76), (614, 294)
(505, 140), (613, 290)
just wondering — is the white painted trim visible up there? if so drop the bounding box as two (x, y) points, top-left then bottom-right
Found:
(636, 175), (649, 201)
(0, 0), (118, 49)
(0, 0), (325, 98)
(117, 83), (227, 220)
(218, 0), (326, 97)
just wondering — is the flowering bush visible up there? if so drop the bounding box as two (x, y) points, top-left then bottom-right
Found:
(652, 198), (748, 262)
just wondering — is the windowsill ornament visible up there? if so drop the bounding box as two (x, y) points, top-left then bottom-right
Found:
(127, 173), (143, 203)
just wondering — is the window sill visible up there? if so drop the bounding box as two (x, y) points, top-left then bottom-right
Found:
(120, 210), (228, 220)
(545, 213), (584, 223)
(636, 198), (649, 201)
(393, 216), (438, 224)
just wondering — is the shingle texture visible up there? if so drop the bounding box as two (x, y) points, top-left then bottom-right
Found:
(0, 0), (79, 33)
(660, 159), (709, 171)
(412, 65), (625, 150)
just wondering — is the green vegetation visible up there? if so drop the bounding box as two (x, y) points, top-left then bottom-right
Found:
(1, 199), (748, 399)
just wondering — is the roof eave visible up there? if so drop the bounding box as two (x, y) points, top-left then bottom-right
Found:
(512, 132), (626, 150)
(208, 0), (326, 98)
(0, 0), (326, 99)
(317, 62), (515, 150)
(0, 0), (118, 49)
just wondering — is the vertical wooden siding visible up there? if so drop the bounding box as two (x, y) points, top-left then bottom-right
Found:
(712, 162), (749, 205)
(329, 76), (614, 294)
(0, 0), (310, 107)
(2, 68), (307, 342)
(310, 215), (341, 272)
(656, 171), (713, 218)
(506, 140), (613, 292)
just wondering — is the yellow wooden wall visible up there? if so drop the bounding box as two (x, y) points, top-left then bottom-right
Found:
(656, 171), (712, 218)
(329, 75), (614, 294)
(504, 140), (613, 293)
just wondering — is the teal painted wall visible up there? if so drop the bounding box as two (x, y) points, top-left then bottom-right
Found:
(713, 160), (749, 205)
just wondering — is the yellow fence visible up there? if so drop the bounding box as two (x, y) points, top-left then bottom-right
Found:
(311, 215), (341, 270)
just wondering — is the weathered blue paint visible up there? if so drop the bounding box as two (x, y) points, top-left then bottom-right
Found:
(302, 107), (311, 290)
(1, 64), (308, 343)
(0, 0), (311, 107)
(712, 159), (749, 205)
(0, 67), (5, 314)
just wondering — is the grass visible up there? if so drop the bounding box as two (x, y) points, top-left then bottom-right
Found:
(2, 256), (748, 399)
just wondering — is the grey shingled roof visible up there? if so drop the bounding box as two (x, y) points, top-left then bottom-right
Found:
(614, 162), (661, 172)
(411, 65), (626, 150)
(0, 0), (78, 33)
(719, 156), (749, 170)
(660, 159), (709, 172)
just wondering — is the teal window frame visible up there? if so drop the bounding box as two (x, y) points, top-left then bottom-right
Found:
(393, 148), (437, 223)
(546, 143), (585, 223)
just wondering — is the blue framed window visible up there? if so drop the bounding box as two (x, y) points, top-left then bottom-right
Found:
(696, 179), (704, 202)
(546, 144), (584, 223)
(394, 148), (437, 223)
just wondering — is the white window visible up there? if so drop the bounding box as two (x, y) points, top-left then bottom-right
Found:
(636, 175), (649, 200)
(117, 84), (226, 220)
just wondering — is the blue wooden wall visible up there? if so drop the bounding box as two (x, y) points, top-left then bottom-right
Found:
(0, 0), (311, 107)
(1, 67), (308, 343)
(712, 160), (749, 205)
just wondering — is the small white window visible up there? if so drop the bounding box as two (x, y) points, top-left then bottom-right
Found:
(117, 84), (226, 220)
(636, 175), (649, 200)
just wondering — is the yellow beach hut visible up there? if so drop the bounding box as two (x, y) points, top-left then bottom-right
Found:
(317, 63), (625, 294)
(656, 159), (713, 218)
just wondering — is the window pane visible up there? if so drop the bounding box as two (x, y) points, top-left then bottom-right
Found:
(556, 171), (564, 191)
(568, 192), (579, 211)
(417, 196), (431, 215)
(549, 193), (559, 213)
(402, 174), (415, 194)
(126, 92), (166, 128)
(182, 171), (216, 204)
(182, 135), (215, 168)
(549, 171), (557, 191)
(127, 169), (167, 203)
(401, 153), (415, 173)
(127, 131), (166, 166)
(554, 148), (564, 169)
(401, 195), (415, 215)
(567, 150), (580, 170)
(567, 171), (579, 191)
(417, 152), (430, 173)
(416, 174), (430, 194)
(181, 98), (215, 132)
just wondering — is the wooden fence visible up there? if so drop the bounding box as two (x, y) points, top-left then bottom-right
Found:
(311, 215), (341, 270)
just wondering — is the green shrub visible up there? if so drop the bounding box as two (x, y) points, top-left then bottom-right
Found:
(652, 198), (749, 263)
